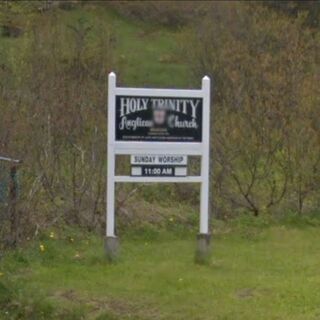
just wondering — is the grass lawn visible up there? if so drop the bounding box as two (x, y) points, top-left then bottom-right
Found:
(52, 4), (192, 88)
(0, 4), (191, 90)
(1, 222), (320, 319)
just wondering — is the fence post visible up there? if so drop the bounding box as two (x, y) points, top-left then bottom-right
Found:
(0, 156), (22, 247)
(8, 165), (18, 246)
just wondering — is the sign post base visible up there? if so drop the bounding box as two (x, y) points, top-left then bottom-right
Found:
(104, 236), (119, 262)
(195, 233), (211, 265)
(106, 73), (212, 263)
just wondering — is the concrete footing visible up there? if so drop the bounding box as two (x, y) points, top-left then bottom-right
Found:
(195, 233), (211, 264)
(104, 236), (119, 262)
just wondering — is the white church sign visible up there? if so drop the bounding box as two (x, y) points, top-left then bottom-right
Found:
(106, 72), (211, 261)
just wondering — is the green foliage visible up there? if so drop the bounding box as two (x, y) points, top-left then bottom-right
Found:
(0, 2), (320, 249)
(0, 281), (11, 305)
(265, 1), (320, 28)
(0, 4), (194, 247)
(105, 1), (206, 28)
(95, 313), (121, 320)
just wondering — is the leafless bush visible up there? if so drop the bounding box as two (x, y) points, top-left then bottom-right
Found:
(0, 13), (115, 244)
(106, 1), (207, 28)
(183, 2), (320, 216)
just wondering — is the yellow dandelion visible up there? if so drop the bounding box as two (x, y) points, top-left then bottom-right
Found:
(39, 244), (45, 252)
(0, 272), (4, 277)
(49, 232), (55, 239)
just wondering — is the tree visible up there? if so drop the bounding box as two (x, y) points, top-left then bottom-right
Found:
(184, 2), (320, 216)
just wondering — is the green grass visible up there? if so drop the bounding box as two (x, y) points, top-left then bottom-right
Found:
(96, 5), (192, 88)
(1, 222), (320, 319)
(106, 8), (191, 88)
(0, 4), (191, 89)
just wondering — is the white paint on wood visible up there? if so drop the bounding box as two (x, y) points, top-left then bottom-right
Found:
(131, 167), (142, 176)
(107, 72), (116, 237)
(106, 73), (211, 237)
(114, 175), (202, 183)
(175, 167), (187, 176)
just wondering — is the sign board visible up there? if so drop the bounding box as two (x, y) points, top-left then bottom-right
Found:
(107, 72), (211, 239)
(131, 154), (187, 177)
(131, 166), (187, 177)
(116, 96), (202, 142)
(130, 155), (187, 166)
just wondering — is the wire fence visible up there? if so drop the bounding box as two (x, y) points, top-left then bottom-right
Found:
(0, 163), (8, 204)
(0, 156), (21, 248)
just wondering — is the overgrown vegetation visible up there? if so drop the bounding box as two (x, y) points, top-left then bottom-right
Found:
(184, 2), (320, 217)
(1, 1), (320, 319)
(0, 1), (319, 245)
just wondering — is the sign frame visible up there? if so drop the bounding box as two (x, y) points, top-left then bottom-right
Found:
(107, 72), (211, 238)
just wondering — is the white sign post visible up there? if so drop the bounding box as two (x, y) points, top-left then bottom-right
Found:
(106, 72), (211, 262)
